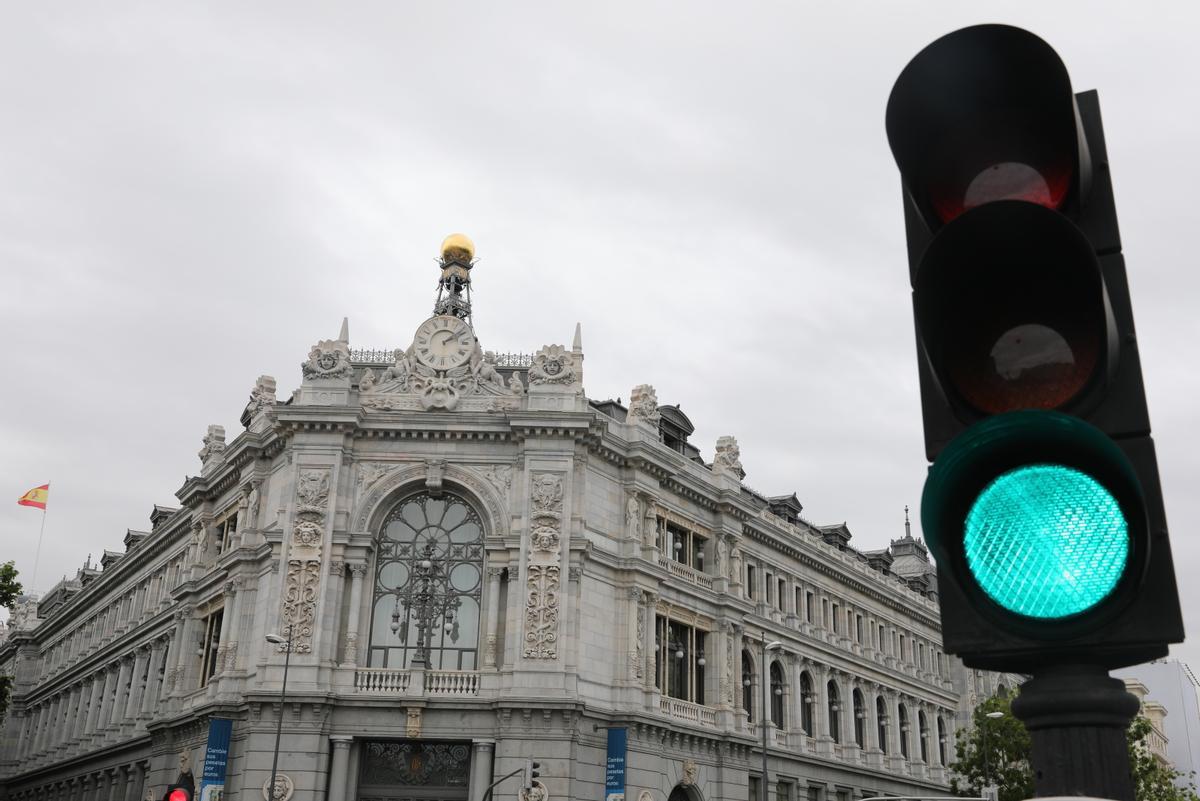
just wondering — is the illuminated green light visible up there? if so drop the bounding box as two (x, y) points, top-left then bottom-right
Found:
(964, 463), (1129, 619)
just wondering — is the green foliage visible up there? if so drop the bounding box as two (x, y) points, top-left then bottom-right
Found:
(949, 692), (1033, 801)
(1127, 716), (1200, 801)
(0, 561), (21, 609)
(951, 694), (1200, 801)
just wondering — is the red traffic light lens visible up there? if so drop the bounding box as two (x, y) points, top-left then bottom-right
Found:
(916, 201), (1108, 414)
(886, 25), (1083, 227)
(167, 790), (190, 801)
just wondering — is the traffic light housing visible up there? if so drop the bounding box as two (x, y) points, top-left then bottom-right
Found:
(523, 760), (541, 792)
(163, 786), (192, 801)
(886, 24), (1183, 672)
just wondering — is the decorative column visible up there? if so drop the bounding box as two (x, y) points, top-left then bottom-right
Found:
(483, 567), (503, 669)
(843, 679), (858, 757)
(110, 656), (133, 731)
(888, 691), (904, 768)
(83, 674), (103, 736)
(342, 563), (368, 666)
(63, 685), (83, 749)
(170, 607), (196, 698)
(642, 592), (658, 694)
(127, 763), (146, 801)
(467, 740), (496, 801)
(124, 647), (150, 723)
(328, 736), (354, 801)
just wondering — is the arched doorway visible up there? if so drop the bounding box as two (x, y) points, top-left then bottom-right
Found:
(669, 784), (704, 801)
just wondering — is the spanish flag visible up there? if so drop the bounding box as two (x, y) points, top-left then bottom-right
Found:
(17, 484), (49, 510)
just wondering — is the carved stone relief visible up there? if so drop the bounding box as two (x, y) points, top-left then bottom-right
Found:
(279, 468), (330, 654)
(301, 337), (351, 381)
(360, 338), (522, 412)
(406, 707), (422, 738)
(262, 773), (295, 801)
(626, 384), (661, 427)
(198, 425), (226, 469)
(528, 344), (577, 386)
(713, 435), (745, 479)
(524, 472), (564, 659)
(680, 759), (698, 787)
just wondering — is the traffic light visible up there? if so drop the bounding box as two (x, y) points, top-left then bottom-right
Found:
(162, 786), (192, 801)
(522, 760), (541, 792)
(885, 24), (1183, 672)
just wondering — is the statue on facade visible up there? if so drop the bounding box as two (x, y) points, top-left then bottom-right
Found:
(626, 496), (641, 541)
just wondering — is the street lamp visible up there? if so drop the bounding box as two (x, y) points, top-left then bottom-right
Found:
(390, 541), (461, 667)
(982, 710), (1005, 801)
(759, 634), (783, 801)
(264, 625), (293, 801)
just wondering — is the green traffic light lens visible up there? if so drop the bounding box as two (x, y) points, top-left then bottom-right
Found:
(964, 463), (1129, 619)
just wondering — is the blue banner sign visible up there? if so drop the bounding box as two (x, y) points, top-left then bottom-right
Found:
(605, 727), (627, 801)
(200, 718), (234, 801)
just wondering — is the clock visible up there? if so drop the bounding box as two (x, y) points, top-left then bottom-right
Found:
(413, 315), (476, 370)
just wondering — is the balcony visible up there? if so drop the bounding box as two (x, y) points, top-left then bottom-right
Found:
(353, 668), (480, 696)
(662, 558), (715, 590)
(658, 696), (718, 727)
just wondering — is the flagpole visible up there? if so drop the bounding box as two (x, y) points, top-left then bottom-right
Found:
(31, 506), (46, 594)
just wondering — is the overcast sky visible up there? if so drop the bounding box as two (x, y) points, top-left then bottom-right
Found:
(2, 3), (1196, 672)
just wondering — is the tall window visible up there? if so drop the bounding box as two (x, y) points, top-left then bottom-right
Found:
(769, 661), (784, 728)
(369, 493), (484, 670)
(743, 650), (755, 721)
(661, 518), (706, 571)
(200, 608), (224, 687)
(899, 704), (910, 758)
(216, 508), (239, 553)
(746, 565), (757, 599)
(777, 578), (786, 612)
(800, 672), (814, 734)
(655, 616), (706, 704)
(919, 710), (929, 762)
(937, 716), (947, 764)
(805, 591), (814, 623)
(853, 689), (866, 747)
(828, 681), (841, 743)
(877, 696), (888, 754)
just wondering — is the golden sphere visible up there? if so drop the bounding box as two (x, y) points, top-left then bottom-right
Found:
(440, 233), (475, 262)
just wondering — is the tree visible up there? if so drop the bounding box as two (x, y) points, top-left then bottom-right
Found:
(949, 692), (1033, 801)
(0, 561), (22, 609)
(1127, 716), (1200, 801)
(0, 560), (21, 724)
(951, 692), (1200, 801)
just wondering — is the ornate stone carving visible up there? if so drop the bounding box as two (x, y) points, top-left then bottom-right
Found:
(633, 591), (645, 680)
(528, 344), (577, 385)
(530, 526), (559, 552)
(280, 468), (330, 654)
(680, 759), (698, 787)
(723, 623), (735, 705)
(198, 425), (226, 467)
(523, 564), (560, 659)
(329, 561), (345, 577)
(222, 642), (239, 673)
(715, 536), (728, 579)
(638, 792), (655, 801)
(729, 544), (742, 583)
(356, 462), (395, 491)
(361, 339), (522, 413)
(713, 435), (744, 478)
(247, 375), (277, 417)
(481, 464), (513, 495)
(626, 384), (661, 427)
(262, 773), (295, 801)
(344, 631), (359, 665)
(626, 495), (641, 541)
(302, 336), (351, 380)
(531, 474), (563, 522)
(519, 782), (549, 801)
(406, 707), (422, 738)
(355, 462), (508, 540)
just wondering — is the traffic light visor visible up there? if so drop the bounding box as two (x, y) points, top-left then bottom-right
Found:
(915, 201), (1108, 415)
(886, 24), (1084, 225)
(923, 411), (1146, 634)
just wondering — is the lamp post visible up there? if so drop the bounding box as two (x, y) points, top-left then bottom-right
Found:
(759, 634), (783, 801)
(983, 710), (1004, 801)
(390, 541), (461, 668)
(264, 625), (293, 801)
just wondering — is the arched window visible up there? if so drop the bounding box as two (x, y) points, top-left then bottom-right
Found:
(742, 650), (755, 722)
(369, 492), (484, 670)
(800, 672), (814, 735)
(770, 661), (785, 729)
(876, 696), (888, 753)
(899, 704), (910, 758)
(853, 689), (866, 747)
(919, 710), (929, 762)
(937, 716), (947, 765)
(828, 681), (841, 743)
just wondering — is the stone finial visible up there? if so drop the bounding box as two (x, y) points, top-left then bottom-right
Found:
(572, 322), (582, 353)
(198, 425), (227, 467)
(242, 374), (278, 427)
(713, 435), (745, 480)
(626, 384), (661, 427)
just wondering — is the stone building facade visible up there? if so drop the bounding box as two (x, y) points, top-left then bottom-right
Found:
(0, 237), (997, 801)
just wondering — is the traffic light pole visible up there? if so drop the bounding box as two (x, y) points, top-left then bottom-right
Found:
(1011, 665), (1139, 801)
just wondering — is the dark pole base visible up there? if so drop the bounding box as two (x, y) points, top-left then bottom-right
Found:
(1011, 664), (1139, 801)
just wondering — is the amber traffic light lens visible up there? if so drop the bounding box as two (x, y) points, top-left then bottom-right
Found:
(916, 201), (1107, 414)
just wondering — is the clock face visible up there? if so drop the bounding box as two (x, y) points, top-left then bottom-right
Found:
(413, 316), (476, 370)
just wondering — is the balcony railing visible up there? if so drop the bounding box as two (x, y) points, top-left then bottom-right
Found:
(662, 558), (715, 590)
(353, 668), (481, 696)
(659, 696), (718, 727)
